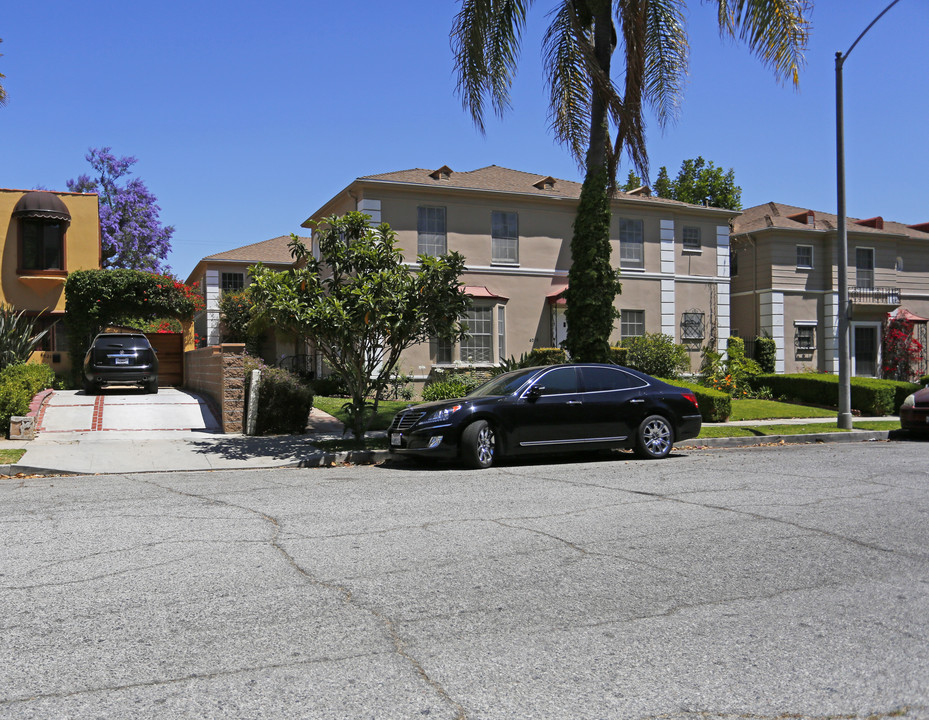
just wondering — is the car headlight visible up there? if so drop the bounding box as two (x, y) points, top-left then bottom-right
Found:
(424, 404), (462, 423)
(902, 394), (916, 409)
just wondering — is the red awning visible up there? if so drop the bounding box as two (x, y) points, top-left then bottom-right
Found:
(546, 284), (568, 306)
(888, 307), (929, 323)
(463, 285), (508, 300)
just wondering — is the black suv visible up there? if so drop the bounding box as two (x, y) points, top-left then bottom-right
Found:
(83, 332), (159, 394)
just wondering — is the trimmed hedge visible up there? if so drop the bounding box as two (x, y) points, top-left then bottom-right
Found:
(745, 373), (919, 416)
(754, 337), (777, 374)
(661, 378), (731, 422)
(0, 363), (56, 436)
(609, 346), (628, 365)
(527, 347), (567, 365)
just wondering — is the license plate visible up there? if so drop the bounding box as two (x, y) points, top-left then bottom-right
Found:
(115, 357), (129, 365)
(391, 433), (402, 447)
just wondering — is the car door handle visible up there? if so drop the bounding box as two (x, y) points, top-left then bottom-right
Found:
(566, 400), (582, 405)
(630, 398), (645, 403)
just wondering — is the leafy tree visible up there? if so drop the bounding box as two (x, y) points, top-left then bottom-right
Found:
(620, 170), (643, 191)
(622, 333), (690, 379)
(452, 0), (808, 360)
(219, 288), (264, 356)
(249, 212), (471, 440)
(654, 156), (742, 210)
(653, 166), (672, 199)
(67, 147), (174, 272)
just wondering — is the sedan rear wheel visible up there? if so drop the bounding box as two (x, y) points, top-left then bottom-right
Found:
(462, 420), (496, 469)
(634, 414), (673, 459)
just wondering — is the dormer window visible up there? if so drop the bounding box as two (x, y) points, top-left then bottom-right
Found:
(533, 176), (556, 191)
(429, 165), (453, 181)
(787, 210), (816, 226)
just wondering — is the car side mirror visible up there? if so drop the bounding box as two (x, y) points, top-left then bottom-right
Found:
(527, 385), (543, 401)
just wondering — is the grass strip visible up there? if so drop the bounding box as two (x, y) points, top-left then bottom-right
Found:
(0, 449), (26, 464)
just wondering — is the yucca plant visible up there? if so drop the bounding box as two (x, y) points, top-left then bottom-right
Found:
(0, 305), (51, 370)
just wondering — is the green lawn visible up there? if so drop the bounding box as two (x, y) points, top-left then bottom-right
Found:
(728, 398), (836, 421)
(313, 397), (412, 431)
(0, 449), (26, 464)
(697, 420), (900, 439)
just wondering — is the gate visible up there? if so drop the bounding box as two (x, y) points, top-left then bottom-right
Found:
(146, 332), (184, 386)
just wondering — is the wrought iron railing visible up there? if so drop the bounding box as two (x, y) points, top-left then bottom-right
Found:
(848, 286), (900, 305)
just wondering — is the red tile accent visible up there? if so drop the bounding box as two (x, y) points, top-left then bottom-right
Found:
(92, 395), (105, 432)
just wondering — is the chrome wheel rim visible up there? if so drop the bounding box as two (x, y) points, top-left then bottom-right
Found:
(477, 425), (495, 464)
(643, 419), (671, 456)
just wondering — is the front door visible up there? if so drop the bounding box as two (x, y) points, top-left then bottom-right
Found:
(852, 324), (880, 377)
(552, 305), (567, 348)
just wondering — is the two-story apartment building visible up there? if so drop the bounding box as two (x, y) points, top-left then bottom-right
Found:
(0, 188), (101, 372)
(302, 165), (738, 380)
(730, 202), (929, 377)
(185, 235), (308, 359)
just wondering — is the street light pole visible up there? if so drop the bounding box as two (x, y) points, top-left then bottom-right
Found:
(835, 0), (902, 430)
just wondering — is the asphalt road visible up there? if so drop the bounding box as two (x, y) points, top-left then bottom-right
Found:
(1, 441), (927, 719)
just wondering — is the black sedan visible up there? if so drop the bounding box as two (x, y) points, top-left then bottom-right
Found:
(388, 363), (702, 468)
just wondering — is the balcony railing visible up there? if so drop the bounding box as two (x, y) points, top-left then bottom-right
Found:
(848, 286), (900, 305)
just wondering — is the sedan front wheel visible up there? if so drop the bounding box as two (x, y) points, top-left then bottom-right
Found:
(634, 415), (673, 459)
(462, 420), (496, 469)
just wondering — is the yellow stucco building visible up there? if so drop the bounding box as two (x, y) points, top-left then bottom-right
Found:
(0, 188), (101, 371)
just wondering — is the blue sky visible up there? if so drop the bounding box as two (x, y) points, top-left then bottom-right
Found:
(2, 1), (926, 280)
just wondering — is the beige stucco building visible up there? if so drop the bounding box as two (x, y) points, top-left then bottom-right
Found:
(0, 188), (101, 371)
(303, 165), (737, 381)
(731, 202), (929, 377)
(185, 235), (309, 362)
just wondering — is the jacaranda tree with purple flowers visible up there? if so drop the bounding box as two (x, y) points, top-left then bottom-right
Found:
(67, 147), (174, 273)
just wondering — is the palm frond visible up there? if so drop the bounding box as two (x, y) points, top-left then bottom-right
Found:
(609, 0), (650, 186)
(641, 0), (687, 129)
(543, 1), (593, 166)
(714, 0), (811, 86)
(452, 0), (534, 133)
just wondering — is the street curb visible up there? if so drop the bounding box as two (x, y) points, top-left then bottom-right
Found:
(678, 429), (890, 450)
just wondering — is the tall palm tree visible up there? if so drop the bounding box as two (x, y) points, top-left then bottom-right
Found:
(452, 0), (810, 361)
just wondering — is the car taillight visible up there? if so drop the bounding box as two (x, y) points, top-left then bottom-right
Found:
(682, 391), (699, 411)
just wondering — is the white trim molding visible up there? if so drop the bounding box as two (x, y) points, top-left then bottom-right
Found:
(660, 219), (675, 275)
(357, 198), (381, 224)
(823, 292), (839, 373)
(716, 226), (730, 278)
(661, 279), (675, 338)
(760, 291), (785, 373)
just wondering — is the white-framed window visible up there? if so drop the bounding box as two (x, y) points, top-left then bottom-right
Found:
(856, 247), (874, 288)
(497, 305), (506, 360)
(795, 322), (816, 350)
(221, 272), (245, 292)
(681, 311), (705, 341)
(417, 206), (446, 256)
(619, 218), (644, 269)
(796, 245), (813, 269)
(491, 211), (518, 264)
(682, 226), (701, 252)
(620, 309), (645, 339)
(460, 305), (493, 363)
(431, 336), (453, 364)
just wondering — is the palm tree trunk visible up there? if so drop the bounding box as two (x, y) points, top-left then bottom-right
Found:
(584, 3), (614, 174)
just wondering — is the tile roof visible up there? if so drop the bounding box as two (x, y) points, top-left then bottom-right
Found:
(202, 235), (307, 264)
(733, 202), (929, 240)
(359, 164), (711, 209)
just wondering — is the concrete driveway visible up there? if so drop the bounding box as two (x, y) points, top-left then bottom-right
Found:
(12, 389), (327, 475)
(35, 388), (221, 433)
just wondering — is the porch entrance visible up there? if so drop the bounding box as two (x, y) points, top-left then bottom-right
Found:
(852, 324), (880, 377)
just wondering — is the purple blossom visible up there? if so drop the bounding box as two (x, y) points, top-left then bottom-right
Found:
(67, 147), (174, 273)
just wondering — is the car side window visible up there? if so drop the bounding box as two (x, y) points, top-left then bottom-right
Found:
(580, 366), (642, 392)
(532, 367), (579, 395)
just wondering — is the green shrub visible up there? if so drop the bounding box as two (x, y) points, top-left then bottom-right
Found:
(527, 347), (567, 365)
(0, 305), (51, 370)
(623, 333), (689, 379)
(608, 346), (628, 365)
(0, 363), (56, 436)
(312, 374), (348, 397)
(745, 373), (919, 416)
(422, 375), (483, 402)
(701, 337), (762, 397)
(244, 356), (314, 434)
(662, 378), (731, 422)
(920, 375), (929, 387)
(754, 336), (777, 374)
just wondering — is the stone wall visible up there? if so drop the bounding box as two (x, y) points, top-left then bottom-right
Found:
(184, 343), (246, 433)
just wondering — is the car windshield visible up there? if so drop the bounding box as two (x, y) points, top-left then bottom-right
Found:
(466, 368), (539, 398)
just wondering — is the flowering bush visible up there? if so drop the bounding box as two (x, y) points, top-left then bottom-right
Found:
(882, 317), (924, 382)
(701, 337), (761, 397)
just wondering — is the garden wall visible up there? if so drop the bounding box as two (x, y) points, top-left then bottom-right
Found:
(184, 343), (246, 433)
